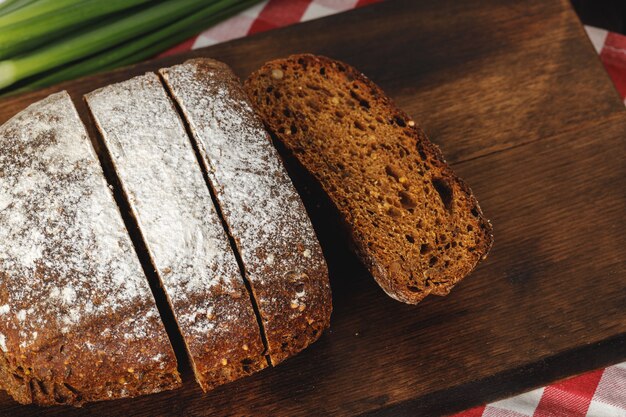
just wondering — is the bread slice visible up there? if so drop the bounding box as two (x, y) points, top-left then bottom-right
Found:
(0, 92), (181, 405)
(85, 74), (267, 391)
(244, 54), (493, 304)
(160, 59), (332, 365)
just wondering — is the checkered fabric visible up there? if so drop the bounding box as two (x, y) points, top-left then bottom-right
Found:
(586, 26), (626, 103)
(159, 0), (380, 57)
(452, 364), (626, 417)
(159, 3), (626, 415)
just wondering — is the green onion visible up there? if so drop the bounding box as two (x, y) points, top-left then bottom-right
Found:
(0, 0), (37, 16)
(0, 0), (214, 89)
(0, 0), (19, 11)
(10, 0), (261, 93)
(0, 0), (155, 59)
(0, 0), (101, 26)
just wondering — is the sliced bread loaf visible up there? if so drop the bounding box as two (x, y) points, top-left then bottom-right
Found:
(244, 54), (493, 304)
(85, 74), (267, 391)
(0, 92), (181, 405)
(160, 59), (332, 365)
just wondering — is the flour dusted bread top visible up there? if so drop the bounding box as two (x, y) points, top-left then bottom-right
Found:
(0, 92), (180, 405)
(160, 59), (332, 365)
(85, 74), (266, 390)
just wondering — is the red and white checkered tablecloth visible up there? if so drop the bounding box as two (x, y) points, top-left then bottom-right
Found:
(159, 2), (626, 415)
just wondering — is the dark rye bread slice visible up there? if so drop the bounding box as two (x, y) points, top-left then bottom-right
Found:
(245, 54), (493, 304)
(0, 92), (181, 405)
(160, 58), (332, 365)
(85, 74), (267, 391)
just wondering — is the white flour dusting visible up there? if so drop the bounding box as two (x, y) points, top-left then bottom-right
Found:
(86, 75), (260, 362)
(0, 92), (173, 365)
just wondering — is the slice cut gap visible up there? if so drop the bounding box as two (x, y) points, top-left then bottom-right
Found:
(159, 59), (332, 366)
(79, 96), (194, 381)
(85, 75), (268, 390)
(157, 72), (272, 368)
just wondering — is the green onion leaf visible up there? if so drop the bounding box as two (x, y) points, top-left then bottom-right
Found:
(0, 0), (99, 27)
(0, 0), (38, 17)
(8, 0), (261, 93)
(0, 0), (156, 59)
(0, 0), (216, 89)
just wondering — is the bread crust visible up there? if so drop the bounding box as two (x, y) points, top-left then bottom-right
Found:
(244, 54), (493, 304)
(0, 92), (181, 406)
(160, 59), (332, 365)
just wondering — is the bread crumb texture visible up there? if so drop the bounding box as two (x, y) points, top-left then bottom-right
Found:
(245, 54), (493, 304)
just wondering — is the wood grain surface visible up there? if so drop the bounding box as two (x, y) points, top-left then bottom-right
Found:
(0, 0), (625, 415)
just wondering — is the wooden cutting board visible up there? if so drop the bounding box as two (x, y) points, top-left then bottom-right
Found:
(1, 0), (625, 415)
